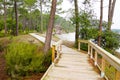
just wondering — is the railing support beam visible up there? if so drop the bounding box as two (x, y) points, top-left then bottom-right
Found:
(52, 45), (55, 63)
(94, 51), (97, 66)
(90, 48), (93, 59)
(101, 58), (105, 78)
(78, 42), (80, 51)
(88, 45), (90, 55)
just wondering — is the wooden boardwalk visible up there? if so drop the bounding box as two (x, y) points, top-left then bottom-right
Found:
(42, 45), (102, 80)
(30, 33), (120, 80)
(30, 33), (103, 80)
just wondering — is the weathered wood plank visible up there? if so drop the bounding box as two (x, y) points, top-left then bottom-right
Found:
(42, 45), (102, 80)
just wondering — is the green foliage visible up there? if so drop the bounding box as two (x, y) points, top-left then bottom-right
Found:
(79, 11), (92, 28)
(5, 42), (51, 79)
(105, 64), (116, 80)
(0, 33), (4, 37)
(0, 0), (73, 36)
(70, 5), (120, 53)
(71, 10), (98, 40)
(80, 43), (88, 51)
(71, 9), (98, 50)
(71, 6), (120, 53)
(55, 15), (75, 32)
(24, 0), (37, 7)
(6, 18), (22, 35)
(80, 28), (98, 40)
(101, 30), (120, 54)
(0, 20), (4, 31)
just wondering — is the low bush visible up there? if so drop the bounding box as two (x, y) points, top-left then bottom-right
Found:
(0, 38), (11, 52)
(5, 42), (51, 79)
(80, 43), (88, 51)
(0, 33), (5, 37)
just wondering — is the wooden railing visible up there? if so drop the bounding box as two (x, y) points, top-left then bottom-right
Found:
(78, 39), (120, 80)
(52, 40), (62, 64)
(41, 40), (62, 80)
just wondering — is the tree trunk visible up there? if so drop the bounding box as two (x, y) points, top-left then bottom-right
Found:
(44, 0), (57, 54)
(74, 0), (79, 48)
(108, 0), (112, 30)
(98, 0), (103, 46)
(40, 0), (43, 33)
(14, 0), (18, 36)
(4, 0), (7, 35)
(108, 0), (116, 30)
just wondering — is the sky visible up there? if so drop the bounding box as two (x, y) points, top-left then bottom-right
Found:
(60, 0), (120, 29)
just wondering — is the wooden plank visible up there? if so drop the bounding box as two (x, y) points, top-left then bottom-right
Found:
(52, 67), (98, 73)
(78, 39), (88, 43)
(47, 70), (101, 80)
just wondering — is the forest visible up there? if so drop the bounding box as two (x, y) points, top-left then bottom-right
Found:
(0, 0), (74, 37)
(0, 0), (120, 80)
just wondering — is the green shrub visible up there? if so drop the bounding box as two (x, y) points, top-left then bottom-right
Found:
(5, 42), (51, 79)
(105, 65), (116, 80)
(0, 38), (11, 52)
(80, 43), (88, 51)
(101, 30), (120, 54)
(0, 33), (5, 37)
(0, 43), (4, 52)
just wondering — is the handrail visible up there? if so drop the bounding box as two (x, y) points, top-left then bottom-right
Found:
(89, 40), (120, 71)
(78, 39), (120, 80)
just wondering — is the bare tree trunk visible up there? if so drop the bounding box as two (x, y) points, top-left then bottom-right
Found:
(40, 0), (43, 33)
(108, 0), (116, 30)
(4, 0), (7, 35)
(44, 0), (57, 54)
(98, 0), (103, 46)
(108, 0), (111, 29)
(14, 0), (18, 36)
(74, 0), (79, 48)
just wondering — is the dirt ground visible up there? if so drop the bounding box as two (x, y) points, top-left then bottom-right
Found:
(0, 52), (9, 80)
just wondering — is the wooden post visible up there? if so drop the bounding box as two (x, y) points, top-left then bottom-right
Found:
(94, 51), (97, 66)
(115, 70), (120, 80)
(101, 58), (105, 78)
(90, 47), (93, 59)
(78, 41), (80, 51)
(88, 45), (90, 55)
(52, 45), (55, 63)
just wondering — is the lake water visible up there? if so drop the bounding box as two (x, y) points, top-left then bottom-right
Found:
(117, 47), (120, 53)
(57, 32), (75, 41)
